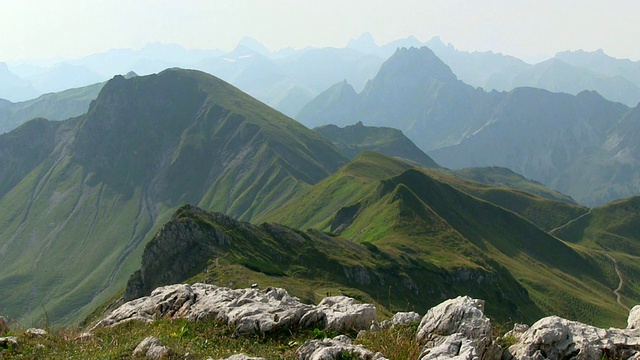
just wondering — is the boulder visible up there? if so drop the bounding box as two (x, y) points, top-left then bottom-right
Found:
(296, 335), (388, 360)
(418, 332), (477, 360)
(217, 355), (266, 360)
(391, 311), (421, 326)
(25, 328), (47, 337)
(95, 283), (376, 337)
(133, 336), (172, 360)
(416, 296), (493, 359)
(629, 305), (640, 329)
(0, 317), (8, 336)
(507, 316), (640, 359)
(0, 336), (18, 349)
(318, 296), (377, 332)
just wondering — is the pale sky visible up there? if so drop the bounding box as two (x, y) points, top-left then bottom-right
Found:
(1, 0), (639, 63)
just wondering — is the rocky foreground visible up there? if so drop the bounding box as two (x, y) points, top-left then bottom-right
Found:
(3, 283), (640, 359)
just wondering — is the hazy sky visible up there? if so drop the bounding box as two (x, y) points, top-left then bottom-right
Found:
(1, 0), (639, 63)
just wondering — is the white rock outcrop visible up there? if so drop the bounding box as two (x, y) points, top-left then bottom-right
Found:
(506, 316), (640, 359)
(629, 305), (640, 329)
(133, 336), (172, 360)
(296, 335), (388, 360)
(216, 354), (266, 360)
(416, 296), (493, 360)
(25, 328), (47, 337)
(0, 336), (18, 349)
(94, 283), (376, 336)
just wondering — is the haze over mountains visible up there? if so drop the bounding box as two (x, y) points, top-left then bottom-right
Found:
(3, 33), (640, 127)
(300, 46), (640, 206)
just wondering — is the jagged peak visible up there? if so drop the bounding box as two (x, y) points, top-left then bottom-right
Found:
(373, 46), (458, 84)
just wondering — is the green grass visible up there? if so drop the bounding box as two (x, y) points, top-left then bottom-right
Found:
(255, 153), (635, 327)
(0, 68), (348, 327)
(2, 318), (342, 359)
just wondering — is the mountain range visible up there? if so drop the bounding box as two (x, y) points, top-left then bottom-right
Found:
(299, 46), (640, 206)
(117, 150), (635, 328)
(0, 69), (344, 325)
(2, 41), (640, 333)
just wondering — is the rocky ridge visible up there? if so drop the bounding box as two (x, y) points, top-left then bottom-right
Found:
(83, 284), (640, 360)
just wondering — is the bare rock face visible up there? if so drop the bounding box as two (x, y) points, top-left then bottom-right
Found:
(629, 305), (640, 329)
(296, 335), (388, 360)
(94, 283), (376, 337)
(133, 336), (172, 360)
(506, 316), (640, 359)
(416, 296), (493, 360)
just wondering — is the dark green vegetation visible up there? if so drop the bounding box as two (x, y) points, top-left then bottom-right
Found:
(298, 46), (640, 206)
(0, 68), (345, 326)
(256, 152), (632, 327)
(80, 152), (632, 332)
(0, 81), (104, 134)
(314, 121), (440, 168)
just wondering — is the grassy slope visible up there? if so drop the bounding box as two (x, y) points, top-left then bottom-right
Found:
(0, 82), (104, 134)
(454, 166), (577, 204)
(314, 122), (441, 168)
(261, 152), (632, 326)
(554, 196), (640, 308)
(0, 69), (345, 326)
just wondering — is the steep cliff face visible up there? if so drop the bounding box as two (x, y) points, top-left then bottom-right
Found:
(125, 205), (234, 300)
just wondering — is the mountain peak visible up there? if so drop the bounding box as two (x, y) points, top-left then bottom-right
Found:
(347, 32), (378, 53)
(378, 47), (458, 84)
(237, 37), (271, 57)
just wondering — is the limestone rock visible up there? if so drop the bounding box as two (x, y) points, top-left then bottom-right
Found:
(95, 283), (376, 337)
(418, 332), (477, 360)
(318, 296), (377, 332)
(629, 305), (640, 329)
(416, 296), (493, 359)
(296, 335), (388, 360)
(507, 316), (640, 359)
(0, 336), (18, 349)
(217, 354), (266, 360)
(25, 328), (47, 337)
(391, 311), (421, 327)
(133, 336), (171, 360)
(0, 317), (8, 336)
(504, 323), (529, 342)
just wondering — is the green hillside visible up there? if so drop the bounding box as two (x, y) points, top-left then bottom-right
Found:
(0, 68), (345, 326)
(0, 81), (104, 134)
(554, 196), (640, 307)
(314, 121), (440, 168)
(261, 152), (632, 326)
